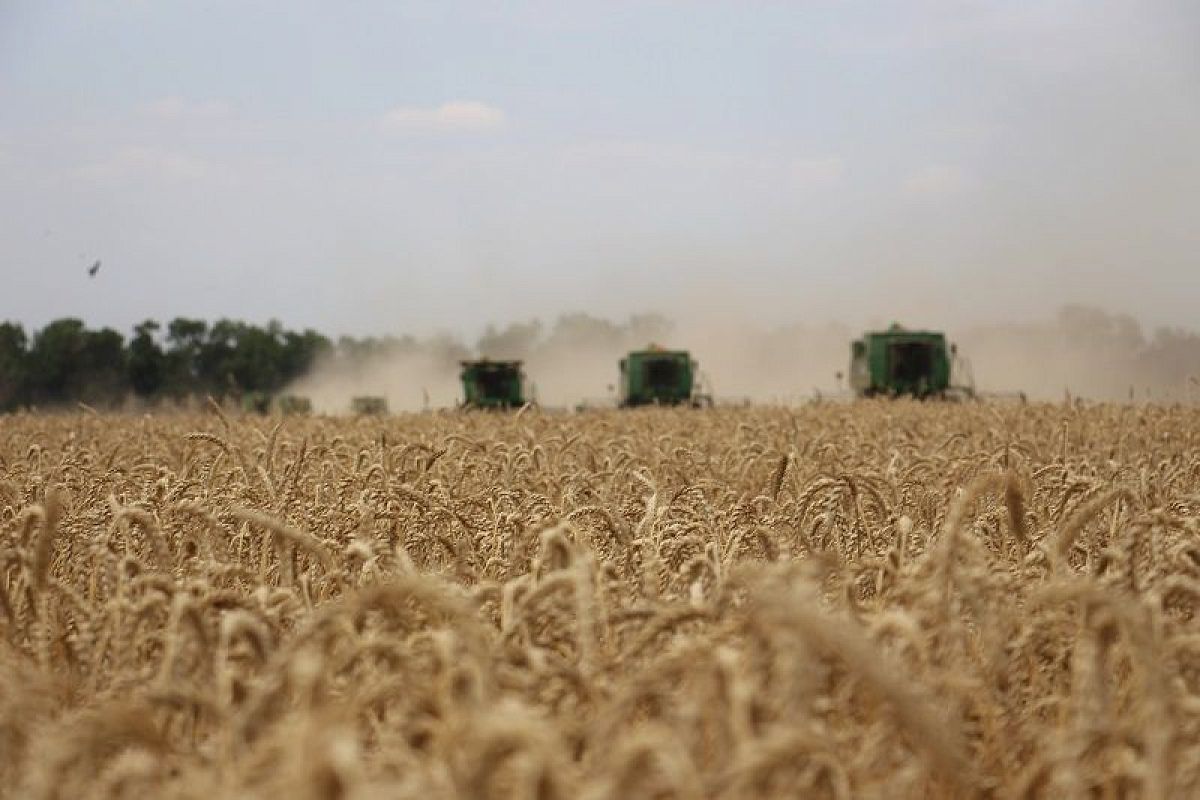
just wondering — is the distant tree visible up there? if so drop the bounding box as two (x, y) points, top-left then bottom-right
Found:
(197, 318), (244, 396)
(280, 329), (332, 382)
(128, 319), (166, 398)
(26, 318), (89, 404)
(227, 321), (284, 393)
(165, 317), (208, 396)
(0, 322), (27, 411)
(78, 327), (127, 403)
(26, 319), (127, 405)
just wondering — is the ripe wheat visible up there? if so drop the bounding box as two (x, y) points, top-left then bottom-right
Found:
(0, 400), (1198, 798)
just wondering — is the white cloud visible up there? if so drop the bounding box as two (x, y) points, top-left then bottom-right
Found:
(903, 165), (971, 196)
(790, 156), (844, 186)
(145, 96), (232, 121)
(75, 146), (210, 182)
(381, 101), (506, 134)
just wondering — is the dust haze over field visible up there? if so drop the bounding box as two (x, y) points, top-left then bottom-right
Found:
(286, 305), (1200, 411)
(960, 307), (1200, 402)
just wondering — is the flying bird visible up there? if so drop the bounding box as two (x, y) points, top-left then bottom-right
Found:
(87, 260), (101, 277)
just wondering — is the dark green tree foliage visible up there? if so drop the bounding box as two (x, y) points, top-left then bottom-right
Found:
(164, 318), (207, 397)
(26, 318), (127, 405)
(0, 317), (334, 411)
(129, 320), (165, 397)
(24, 319), (127, 407)
(281, 329), (332, 379)
(0, 323), (28, 409)
(79, 326), (127, 404)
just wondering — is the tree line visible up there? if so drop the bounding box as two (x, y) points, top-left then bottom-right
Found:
(0, 317), (411, 411)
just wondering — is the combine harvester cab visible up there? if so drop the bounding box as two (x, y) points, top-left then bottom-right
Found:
(460, 359), (528, 409)
(618, 345), (712, 408)
(850, 324), (974, 399)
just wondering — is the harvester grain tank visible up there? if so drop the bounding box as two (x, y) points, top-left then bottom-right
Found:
(618, 345), (712, 407)
(460, 359), (527, 409)
(849, 324), (972, 398)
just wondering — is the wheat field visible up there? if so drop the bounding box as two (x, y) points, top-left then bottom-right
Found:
(1, 401), (1198, 798)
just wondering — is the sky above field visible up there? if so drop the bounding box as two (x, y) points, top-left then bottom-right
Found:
(1, 0), (1198, 338)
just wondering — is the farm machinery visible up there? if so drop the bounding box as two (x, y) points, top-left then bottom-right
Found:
(618, 345), (713, 408)
(849, 324), (974, 399)
(277, 395), (313, 415)
(460, 359), (528, 409)
(240, 393), (312, 415)
(351, 396), (389, 415)
(241, 392), (272, 415)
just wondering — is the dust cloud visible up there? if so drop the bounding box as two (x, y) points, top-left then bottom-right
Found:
(285, 305), (1200, 412)
(959, 306), (1200, 402)
(286, 334), (468, 414)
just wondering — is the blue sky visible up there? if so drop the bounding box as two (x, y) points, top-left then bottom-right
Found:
(1, 0), (1197, 337)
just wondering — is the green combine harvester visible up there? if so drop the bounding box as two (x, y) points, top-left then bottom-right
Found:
(460, 359), (527, 409)
(351, 396), (388, 415)
(618, 346), (711, 407)
(243, 392), (313, 415)
(849, 324), (972, 399)
(241, 392), (272, 415)
(278, 395), (312, 415)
